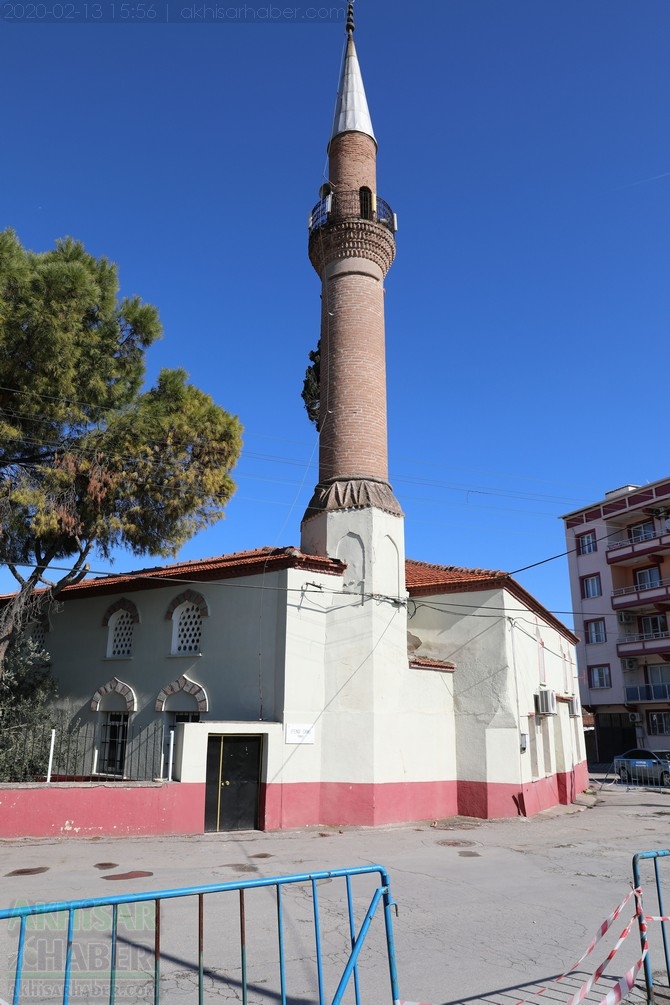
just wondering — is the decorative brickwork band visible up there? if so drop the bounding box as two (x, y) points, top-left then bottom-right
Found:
(309, 219), (395, 277)
(303, 477), (403, 522)
(154, 674), (209, 713)
(102, 598), (140, 627)
(90, 677), (137, 712)
(164, 590), (209, 620)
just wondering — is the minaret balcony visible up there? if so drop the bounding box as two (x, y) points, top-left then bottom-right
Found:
(308, 190), (397, 237)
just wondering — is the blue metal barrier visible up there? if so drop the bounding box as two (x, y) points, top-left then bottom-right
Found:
(0, 865), (400, 1005)
(633, 850), (670, 1004)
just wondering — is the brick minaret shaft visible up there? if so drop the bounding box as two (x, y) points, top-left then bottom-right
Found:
(302, 7), (402, 534)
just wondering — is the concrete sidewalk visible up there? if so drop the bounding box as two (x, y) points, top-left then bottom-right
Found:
(0, 777), (666, 1005)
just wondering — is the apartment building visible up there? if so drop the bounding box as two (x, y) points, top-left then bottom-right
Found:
(563, 477), (670, 763)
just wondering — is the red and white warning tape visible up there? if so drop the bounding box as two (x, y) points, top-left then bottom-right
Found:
(399, 886), (650, 1005)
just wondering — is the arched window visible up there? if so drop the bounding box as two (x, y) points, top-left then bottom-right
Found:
(165, 591), (209, 656)
(102, 600), (139, 659)
(29, 619), (49, 653)
(359, 186), (373, 220)
(90, 677), (137, 777)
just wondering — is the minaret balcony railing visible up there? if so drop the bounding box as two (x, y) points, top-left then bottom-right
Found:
(308, 190), (396, 236)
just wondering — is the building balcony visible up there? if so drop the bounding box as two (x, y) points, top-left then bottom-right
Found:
(625, 682), (670, 703)
(617, 632), (670, 659)
(606, 530), (670, 566)
(612, 578), (670, 611)
(308, 190), (396, 236)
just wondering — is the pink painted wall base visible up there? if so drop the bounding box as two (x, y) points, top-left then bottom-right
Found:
(262, 780), (459, 829)
(0, 783), (205, 839)
(0, 762), (588, 838)
(457, 761), (589, 819)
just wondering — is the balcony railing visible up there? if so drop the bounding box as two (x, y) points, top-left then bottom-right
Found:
(613, 577), (670, 598)
(308, 190), (396, 236)
(608, 533), (657, 550)
(618, 630), (670, 644)
(606, 530), (670, 566)
(626, 683), (670, 703)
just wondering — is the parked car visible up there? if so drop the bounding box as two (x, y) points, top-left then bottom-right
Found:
(613, 748), (670, 786)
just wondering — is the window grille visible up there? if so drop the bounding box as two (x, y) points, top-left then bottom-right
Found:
(31, 622), (47, 652)
(98, 712), (128, 775)
(173, 603), (202, 655)
(108, 609), (134, 658)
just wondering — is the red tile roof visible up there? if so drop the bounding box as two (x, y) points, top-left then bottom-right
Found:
(405, 558), (577, 644)
(3, 549), (576, 644)
(405, 559), (507, 595)
(48, 547), (344, 600)
(409, 656), (456, 672)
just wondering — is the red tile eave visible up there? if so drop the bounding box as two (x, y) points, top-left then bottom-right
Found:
(18, 548), (345, 603)
(409, 656), (456, 672)
(406, 558), (578, 646)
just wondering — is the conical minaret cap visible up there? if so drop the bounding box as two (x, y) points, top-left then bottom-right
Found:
(329, 33), (376, 146)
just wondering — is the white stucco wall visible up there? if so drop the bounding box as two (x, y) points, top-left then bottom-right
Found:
(46, 569), (292, 730)
(407, 587), (584, 787)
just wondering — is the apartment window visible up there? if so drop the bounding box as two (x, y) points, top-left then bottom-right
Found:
(634, 566), (662, 591)
(585, 619), (606, 644)
(649, 665), (670, 686)
(577, 531), (597, 555)
(640, 614), (668, 639)
(588, 665), (611, 689)
(581, 573), (602, 599)
(629, 520), (655, 544)
(648, 711), (670, 736)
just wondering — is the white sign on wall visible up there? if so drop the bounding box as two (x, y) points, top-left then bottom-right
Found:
(286, 723), (315, 745)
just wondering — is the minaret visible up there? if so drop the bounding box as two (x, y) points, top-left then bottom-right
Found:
(301, 3), (404, 600)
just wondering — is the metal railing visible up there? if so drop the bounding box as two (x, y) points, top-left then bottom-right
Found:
(308, 189), (395, 235)
(608, 533), (658, 550)
(633, 850), (670, 1004)
(617, 630), (670, 644)
(0, 720), (163, 783)
(626, 683), (670, 703)
(0, 865), (400, 1005)
(613, 577), (670, 597)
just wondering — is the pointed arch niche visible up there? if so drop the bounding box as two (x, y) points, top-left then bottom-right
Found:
(165, 590), (209, 656)
(102, 599), (140, 659)
(155, 674), (208, 714)
(90, 677), (137, 713)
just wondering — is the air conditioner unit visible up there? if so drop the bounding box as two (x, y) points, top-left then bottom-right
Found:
(622, 658), (638, 672)
(568, 697), (580, 717)
(629, 712), (642, 724)
(618, 612), (634, 625)
(535, 690), (557, 716)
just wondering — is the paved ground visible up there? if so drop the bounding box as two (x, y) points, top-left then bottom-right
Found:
(0, 775), (668, 1005)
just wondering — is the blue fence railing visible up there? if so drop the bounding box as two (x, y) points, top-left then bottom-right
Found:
(633, 850), (670, 1004)
(0, 865), (400, 1005)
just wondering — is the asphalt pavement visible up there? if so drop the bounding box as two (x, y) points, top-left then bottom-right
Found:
(0, 775), (667, 1005)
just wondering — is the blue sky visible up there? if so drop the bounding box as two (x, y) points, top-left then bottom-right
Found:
(2, 0), (669, 625)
